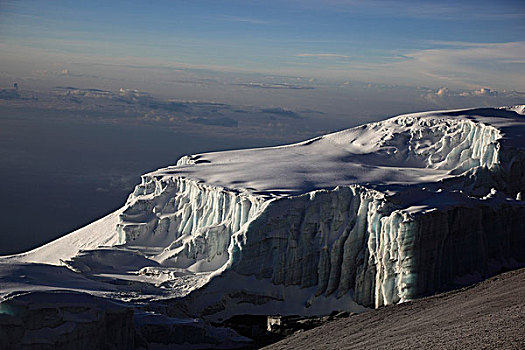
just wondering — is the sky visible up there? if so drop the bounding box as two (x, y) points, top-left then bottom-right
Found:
(1, 0), (525, 93)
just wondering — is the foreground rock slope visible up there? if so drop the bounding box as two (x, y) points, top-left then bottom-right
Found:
(265, 266), (525, 350)
(1, 106), (524, 346)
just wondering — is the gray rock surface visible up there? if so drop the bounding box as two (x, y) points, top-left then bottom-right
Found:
(265, 266), (525, 350)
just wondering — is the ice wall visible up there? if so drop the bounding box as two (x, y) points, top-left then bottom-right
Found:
(117, 175), (268, 271)
(222, 185), (525, 310)
(113, 109), (525, 313)
(229, 186), (386, 298)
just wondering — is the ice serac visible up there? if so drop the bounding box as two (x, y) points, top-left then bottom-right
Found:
(5, 106), (525, 319)
(117, 175), (267, 274)
(209, 185), (524, 311)
(95, 106), (525, 314)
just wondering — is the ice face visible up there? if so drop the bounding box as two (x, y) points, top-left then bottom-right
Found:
(117, 176), (268, 274)
(6, 106), (525, 319)
(200, 184), (525, 312)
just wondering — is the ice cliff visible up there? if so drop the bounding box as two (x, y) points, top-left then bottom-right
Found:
(3, 106), (525, 321)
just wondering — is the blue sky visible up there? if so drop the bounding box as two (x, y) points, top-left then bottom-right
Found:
(1, 0), (524, 91)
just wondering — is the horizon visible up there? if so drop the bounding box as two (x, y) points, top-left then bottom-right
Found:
(1, 0), (525, 96)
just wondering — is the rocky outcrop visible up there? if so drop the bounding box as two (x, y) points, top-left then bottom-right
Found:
(0, 291), (134, 350)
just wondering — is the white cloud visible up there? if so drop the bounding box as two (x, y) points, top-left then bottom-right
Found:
(297, 53), (350, 59)
(421, 86), (525, 107)
(218, 15), (270, 25)
(435, 87), (449, 97)
(328, 41), (525, 91)
(296, 0), (525, 20)
(472, 87), (498, 96)
(400, 42), (525, 88)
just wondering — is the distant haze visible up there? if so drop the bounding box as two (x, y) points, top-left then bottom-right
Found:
(0, 106), (287, 254)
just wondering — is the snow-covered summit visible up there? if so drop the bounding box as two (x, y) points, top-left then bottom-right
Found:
(3, 105), (525, 321)
(154, 105), (524, 196)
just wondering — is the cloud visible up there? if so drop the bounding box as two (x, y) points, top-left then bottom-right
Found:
(297, 53), (350, 59)
(298, 0), (525, 20)
(336, 41), (525, 91)
(472, 88), (498, 97)
(261, 107), (302, 119)
(429, 87), (505, 98)
(435, 87), (450, 97)
(118, 88), (151, 99)
(56, 86), (112, 95)
(402, 42), (525, 88)
(218, 15), (270, 25)
(0, 89), (21, 100)
(235, 82), (315, 90)
(421, 86), (525, 105)
(188, 117), (238, 127)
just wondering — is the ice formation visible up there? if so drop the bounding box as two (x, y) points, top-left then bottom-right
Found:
(2, 106), (525, 330)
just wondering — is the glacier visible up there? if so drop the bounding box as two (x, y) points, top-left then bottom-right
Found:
(1, 106), (525, 346)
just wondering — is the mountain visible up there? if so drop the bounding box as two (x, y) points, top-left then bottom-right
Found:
(1, 105), (524, 348)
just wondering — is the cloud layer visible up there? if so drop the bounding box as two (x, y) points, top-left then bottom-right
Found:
(297, 53), (350, 59)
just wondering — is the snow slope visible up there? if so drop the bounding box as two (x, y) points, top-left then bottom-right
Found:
(2, 106), (525, 322)
(12, 210), (122, 265)
(164, 108), (504, 195)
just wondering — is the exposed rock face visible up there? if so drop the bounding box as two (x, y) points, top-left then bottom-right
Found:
(0, 291), (251, 350)
(264, 267), (525, 350)
(0, 292), (135, 350)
